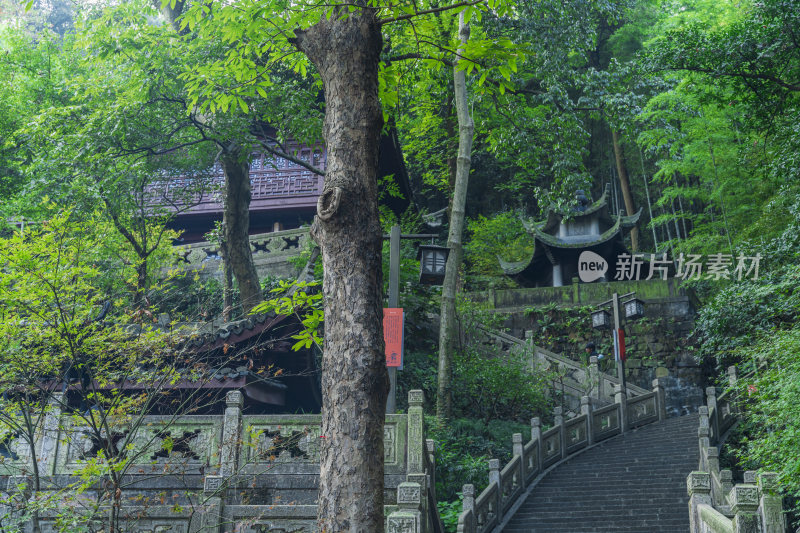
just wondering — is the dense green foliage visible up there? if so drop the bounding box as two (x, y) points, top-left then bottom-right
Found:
(2, 0), (800, 527)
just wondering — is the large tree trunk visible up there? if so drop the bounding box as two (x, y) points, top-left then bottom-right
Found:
(293, 12), (388, 533)
(220, 150), (262, 315)
(611, 129), (639, 251)
(437, 13), (474, 420)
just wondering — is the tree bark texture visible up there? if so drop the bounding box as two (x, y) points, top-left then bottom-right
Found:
(611, 129), (639, 251)
(293, 12), (388, 533)
(220, 151), (263, 315)
(437, 13), (474, 420)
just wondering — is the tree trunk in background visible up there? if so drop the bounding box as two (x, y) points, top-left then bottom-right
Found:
(611, 129), (639, 251)
(293, 12), (388, 533)
(220, 150), (262, 315)
(437, 13), (474, 420)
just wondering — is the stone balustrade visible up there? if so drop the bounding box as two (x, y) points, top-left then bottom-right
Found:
(172, 227), (311, 279)
(479, 325), (651, 410)
(0, 390), (441, 533)
(456, 380), (667, 533)
(687, 365), (786, 533)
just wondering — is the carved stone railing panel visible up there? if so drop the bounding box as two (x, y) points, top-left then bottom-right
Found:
(54, 415), (223, 475)
(474, 482), (498, 533)
(239, 414), (408, 476)
(499, 455), (523, 515)
(591, 403), (621, 442)
(522, 439), (539, 485)
(627, 392), (658, 428)
(540, 426), (561, 468)
(0, 433), (32, 475)
(564, 414), (589, 454)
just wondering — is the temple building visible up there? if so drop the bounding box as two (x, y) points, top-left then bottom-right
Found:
(157, 128), (412, 243)
(500, 185), (642, 287)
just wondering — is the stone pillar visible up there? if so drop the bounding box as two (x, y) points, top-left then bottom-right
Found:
(706, 447), (721, 505)
(698, 426), (711, 471)
(531, 417), (542, 474)
(489, 459), (501, 523)
(720, 470), (734, 504)
(388, 482), (422, 533)
(198, 475), (225, 533)
(220, 390), (242, 477)
(38, 392), (64, 476)
(553, 407), (566, 459)
(512, 433), (523, 458)
(731, 484), (760, 533)
(614, 384), (627, 434)
(589, 357), (600, 400)
(727, 366), (739, 415)
(552, 263), (563, 287)
(687, 472), (712, 533)
(743, 471), (757, 484)
(462, 484), (475, 515)
(407, 473), (429, 533)
(706, 386), (718, 440)
(512, 433), (525, 488)
(758, 472), (786, 533)
(426, 439), (436, 491)
(652, 379), (667, 422)
(407, 390), (424, 475)
(581, 396), (594, 445)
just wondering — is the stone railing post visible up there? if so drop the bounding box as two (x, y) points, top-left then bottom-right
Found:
(462, 484), (475, 516)
(698, 426), (711, 471)
(38, 392), (64, 476)
(727, 365), (738, 388)
(426, 439), (436, 491)
(388, 482), (422, 533)
(731, 484), (760, 533)
(220, 390), (243, 477)
(198, 475), (225, 533)
(706, 386), (719, 440)
(706, 447), (721, 505)
(589, 356), (600, 400)
(407, 390), (425, 475)
(489, 459), (501, 522)
(614, 384), (627, 434)
(512, 433), (523, 458)
(580, 396), (594, 445)
(652, 379), (667, 422)
(758, 473), (786, 533)
(687, 472), (712, 533)
(554, 407), (567, 459)
(720, 470), (734, 505)
(531, 417), (542, 472)
(727, 366), (739, 415)
(512, 433), (524, 489)
(407, 472), (429, 533)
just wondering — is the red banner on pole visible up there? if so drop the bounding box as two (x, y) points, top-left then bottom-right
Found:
(383, 308), (404, 368)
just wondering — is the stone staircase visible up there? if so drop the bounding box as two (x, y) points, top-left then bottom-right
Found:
(499, 413), (699, 532)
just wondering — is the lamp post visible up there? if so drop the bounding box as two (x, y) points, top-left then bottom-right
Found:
(384, 226), (445, 413)
(591, 291), (646, 396)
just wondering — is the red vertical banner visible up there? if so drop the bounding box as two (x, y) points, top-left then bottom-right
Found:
(383, 308), (405, 369)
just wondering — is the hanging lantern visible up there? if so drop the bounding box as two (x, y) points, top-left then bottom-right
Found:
(623, 297), (646, 320)
(416, 245), (449, 285)
(591, 309), (612, 330)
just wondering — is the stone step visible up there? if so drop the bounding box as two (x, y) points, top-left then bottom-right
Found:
(499, 414), (699, 533)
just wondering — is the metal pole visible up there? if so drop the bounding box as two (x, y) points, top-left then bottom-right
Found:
(612, 292), (627, 396)
(386, 225), (401, 414)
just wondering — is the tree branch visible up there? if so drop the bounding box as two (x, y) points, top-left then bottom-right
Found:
(379, 0), (485, 26)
